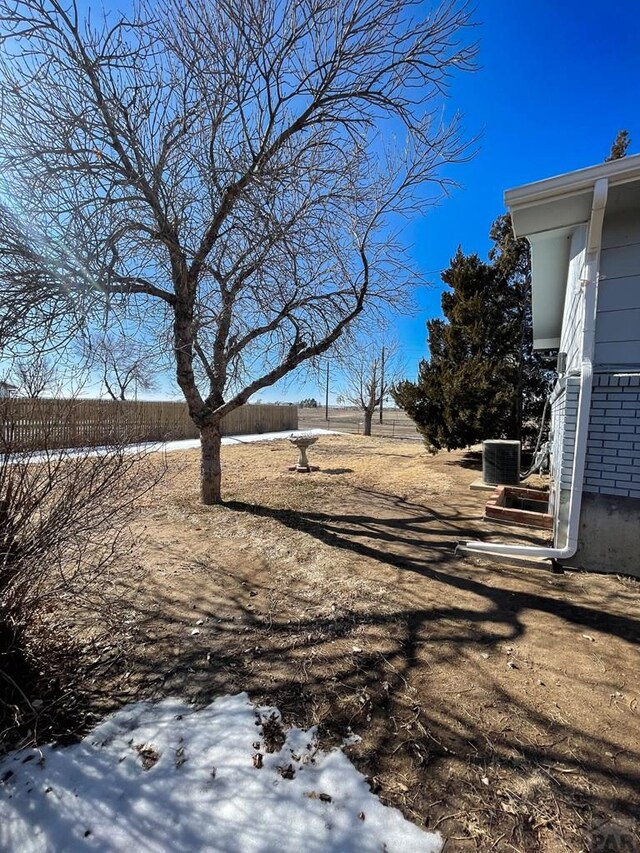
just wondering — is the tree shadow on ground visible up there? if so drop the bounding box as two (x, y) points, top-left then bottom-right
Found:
(0, 622), (92, 754)
(442, 450), (482, 470)
(9, 483), (638, 852)
(223, 497), (637, 644)
(85, 540), (640, 853)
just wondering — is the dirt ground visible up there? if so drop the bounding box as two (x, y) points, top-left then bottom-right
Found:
(38, 434), (640, 851)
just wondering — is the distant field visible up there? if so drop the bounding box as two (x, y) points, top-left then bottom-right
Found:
(298, 405), (419, 439)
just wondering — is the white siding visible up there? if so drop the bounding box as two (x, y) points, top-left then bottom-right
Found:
(549, 377), (579, 545)
(550, 378), (579, 490)
(550, 390), (564, 486)
(558, 227), (587, 372)
(550, 226), (586, 545)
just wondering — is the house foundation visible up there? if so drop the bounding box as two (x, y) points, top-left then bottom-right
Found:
(564, 491), (640, 577)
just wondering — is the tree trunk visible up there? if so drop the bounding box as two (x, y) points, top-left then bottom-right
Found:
(200, 420), (222, 505)
(363, 409), (373, 436)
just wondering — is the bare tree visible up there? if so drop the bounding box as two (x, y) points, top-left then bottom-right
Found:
(12, 355), (58, 398)
(0, 0), (476, 503)
(338, 340), (403, 435)
(89, 333), (157, 401)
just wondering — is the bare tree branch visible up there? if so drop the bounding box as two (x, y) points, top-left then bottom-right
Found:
(0, 0), (476, 502)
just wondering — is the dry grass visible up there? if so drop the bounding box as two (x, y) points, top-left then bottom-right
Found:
(13, 434), (640, 852)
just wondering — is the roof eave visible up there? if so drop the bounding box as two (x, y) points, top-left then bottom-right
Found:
(504, 153), (640, 218)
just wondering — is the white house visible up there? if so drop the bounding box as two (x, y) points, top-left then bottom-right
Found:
(465, 154), (640, 577)
(0, 380), (17, 398)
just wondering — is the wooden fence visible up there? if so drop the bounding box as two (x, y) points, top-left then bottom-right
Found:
(0, 398), (298, 452)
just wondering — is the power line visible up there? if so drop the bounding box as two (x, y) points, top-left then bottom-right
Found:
(325, 361), (329, 421)
(379, 345), (385, 424)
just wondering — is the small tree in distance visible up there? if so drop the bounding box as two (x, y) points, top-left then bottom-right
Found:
(0, 0), (476, 503)
(339, 340), (403, 436)
(13, 355), (58, 398)
(90, 333), (157, 402)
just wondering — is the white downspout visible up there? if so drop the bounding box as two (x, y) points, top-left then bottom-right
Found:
(461, 177), (609, 563)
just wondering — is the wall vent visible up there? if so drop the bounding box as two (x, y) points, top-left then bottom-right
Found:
(482, 440), (521, 486)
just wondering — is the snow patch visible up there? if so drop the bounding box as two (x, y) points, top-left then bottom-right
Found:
(11, 428), (337, 465)
(0, 693), (442, 852)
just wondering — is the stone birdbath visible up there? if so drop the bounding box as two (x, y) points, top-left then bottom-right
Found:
(288, 433), (319, 473)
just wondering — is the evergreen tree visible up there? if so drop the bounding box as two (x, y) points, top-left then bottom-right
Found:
(393, 214), (550, 449)
(606, 129), (631, 161)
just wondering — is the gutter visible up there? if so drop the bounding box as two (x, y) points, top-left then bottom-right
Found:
(460, 177), (609, 566)
(505, 153), (640, 210)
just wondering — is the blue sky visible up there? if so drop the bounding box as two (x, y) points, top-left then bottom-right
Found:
(5, 0), (635, 403)
(264, 0), (640, 403)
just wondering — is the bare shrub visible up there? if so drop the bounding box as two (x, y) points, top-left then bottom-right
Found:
(0, 398), (165, 753)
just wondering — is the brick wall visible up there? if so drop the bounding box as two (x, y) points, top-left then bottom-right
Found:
(550, 377), (580, 495)
(584, 374), (640, 497)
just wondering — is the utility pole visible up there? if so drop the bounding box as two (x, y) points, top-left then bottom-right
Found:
(325, 361), (330, 421)
(379, 345), (385, 423)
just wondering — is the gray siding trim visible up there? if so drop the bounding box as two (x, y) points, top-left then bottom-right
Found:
(594, 342), (640, 369)
(601, 198), (640, 250)
(596, 308), (640, 345)
(595, 202), (640, 368)
(598, 275), (640, 313)
(600, 242), (640, 279)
